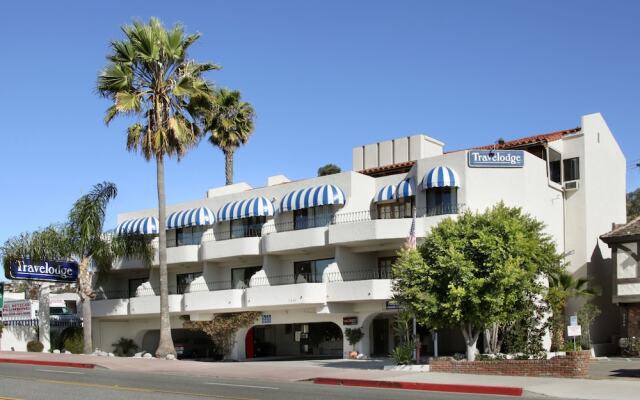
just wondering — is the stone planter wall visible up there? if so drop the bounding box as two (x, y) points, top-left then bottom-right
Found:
(429, 351), (591, 378)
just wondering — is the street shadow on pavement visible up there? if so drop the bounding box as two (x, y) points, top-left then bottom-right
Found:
(609, 369), (640, 378)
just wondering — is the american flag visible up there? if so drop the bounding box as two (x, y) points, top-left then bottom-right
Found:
(404, 212), (417, 250)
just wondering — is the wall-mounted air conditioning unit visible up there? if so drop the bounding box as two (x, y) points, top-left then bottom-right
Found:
(564, 180), (579, 191)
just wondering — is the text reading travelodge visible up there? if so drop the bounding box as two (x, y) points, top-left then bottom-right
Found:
(468, 150), (525, 168)
(10, 259), (79, 282)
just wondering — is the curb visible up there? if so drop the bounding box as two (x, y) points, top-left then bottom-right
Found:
(0, 358), (96, 369)
(313, 377), (523, 397)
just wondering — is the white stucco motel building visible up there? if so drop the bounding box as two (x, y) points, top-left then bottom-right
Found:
(91, 112), (626, 359)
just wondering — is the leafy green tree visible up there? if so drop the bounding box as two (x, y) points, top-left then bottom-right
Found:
(393, 203), (562, 361)
(318, 164), (341, 176)
(202, 88), (256, 185)
(627, 188), (640, 221)
(97, 17), (217, 357)
(2, 225), (71, 347)
(547, 271), (598, 351)
(578, 303), (601, 350)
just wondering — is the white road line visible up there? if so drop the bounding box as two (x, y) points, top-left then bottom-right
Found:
(204, 382), (279, 390)
(35, 369), (85, 375)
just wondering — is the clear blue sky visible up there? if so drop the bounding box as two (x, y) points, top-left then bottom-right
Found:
(1, 0), (638, 246)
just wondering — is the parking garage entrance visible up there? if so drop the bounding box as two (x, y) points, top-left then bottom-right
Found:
(245, 322), (343, 359)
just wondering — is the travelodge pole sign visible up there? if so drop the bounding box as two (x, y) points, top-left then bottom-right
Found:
(468, 150), (525, 168)
(9, 259), (78, 283)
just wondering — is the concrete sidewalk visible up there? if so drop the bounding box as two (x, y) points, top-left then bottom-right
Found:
(2, 351), (639, 399)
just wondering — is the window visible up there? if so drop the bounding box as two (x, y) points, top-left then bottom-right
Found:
(294, 258), (334, 283)
(294, 206), (332, 230)
(176, 272), (202, 294)
(129, 277), (148, 298)
(377, 257), (397, 278)
(168, 226), (206, 247)
(231, 266), (261, 289)
(377, 199), (414, 220)
(563, 157), (580, 182)
(548, 148), (562, 184)
(425, 187), (458, 216)
(230, 216), (265, 239)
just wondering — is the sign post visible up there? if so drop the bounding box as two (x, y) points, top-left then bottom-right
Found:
(567, 315), (581, 351)
(0, 282), (4, 309)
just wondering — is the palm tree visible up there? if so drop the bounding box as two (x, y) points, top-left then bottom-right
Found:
(547, 271), (598, 351)
(68, 182), (152, 353)
(97, 17), (217, 357)
(204, 88), (256, 185)
(1, 183), (153, 354)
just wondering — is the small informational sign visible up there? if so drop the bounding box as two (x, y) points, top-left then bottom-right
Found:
(385, 300), (400, 310)
(2, 300), (37, 319)
(569, 315), (578, 326)
(567, 325), (582, 337)
(261, 313), (272, 324)
(468, 150), (525, 168)
(10, 259), (78, 283)
(343, 316), (358, 326)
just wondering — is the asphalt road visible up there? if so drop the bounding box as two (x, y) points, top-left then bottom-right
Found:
(0, 362), (558, 400)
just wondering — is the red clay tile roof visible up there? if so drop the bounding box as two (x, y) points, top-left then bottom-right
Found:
(359, 161), (415, 176)
(471, 127), (581, 150)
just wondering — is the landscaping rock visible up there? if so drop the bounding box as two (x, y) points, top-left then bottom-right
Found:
(143, 352), (153, 359)
(52, 349), (61, 354)
(63, 350), (72, 354)
(165, 354), (176, 360)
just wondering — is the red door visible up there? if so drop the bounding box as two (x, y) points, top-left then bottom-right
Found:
(245, 327), (254, 359)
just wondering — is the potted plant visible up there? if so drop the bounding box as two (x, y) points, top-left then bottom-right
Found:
(345, 328), (364, 359)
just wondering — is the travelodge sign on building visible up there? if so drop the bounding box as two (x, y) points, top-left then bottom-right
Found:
(468, 150), (525, 168)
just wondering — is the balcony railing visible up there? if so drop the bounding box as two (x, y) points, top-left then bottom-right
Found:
(93, 268), (394, 301)
(325, 268), (393, 282)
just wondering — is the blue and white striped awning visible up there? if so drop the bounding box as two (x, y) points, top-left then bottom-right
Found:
(217, 197), (275, 222)
(116, 217), (159, 235)
(396, 178), (415, 199)
(422, 166), (460, 189)
(374, 184), (397, 203)
(167, 207), (215, 229)
(280, 184), (346, 212)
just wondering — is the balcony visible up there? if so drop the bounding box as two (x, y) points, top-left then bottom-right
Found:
(200, 230), (261, 261)
(183, 281), (244, 312)
(91, 298), (129, 317)
(246, 274), (326, 309)
(329, 206), (461, 248)
(262, 217), (330, 254)
(150, 244), (200, 266)
(325, 269), (393, 302)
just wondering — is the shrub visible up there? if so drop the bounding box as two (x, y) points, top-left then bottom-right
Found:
(27, 340), (44, 352)
(60, 327), (84, 354)
(391, 341), (415, 365)
(112, 338), (139, 357)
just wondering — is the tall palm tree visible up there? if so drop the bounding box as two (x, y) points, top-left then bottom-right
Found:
(204, 88), (256, 185)
(97, 17), (217, 357)
(547, 271), (598, 351)
(68, 182), (153, 353)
